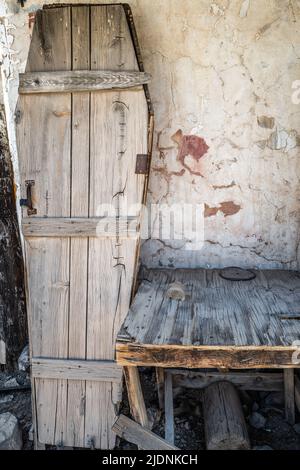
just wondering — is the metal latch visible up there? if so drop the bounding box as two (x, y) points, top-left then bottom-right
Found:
(20, 180), (37, 216)
(135, 154), (149, 175)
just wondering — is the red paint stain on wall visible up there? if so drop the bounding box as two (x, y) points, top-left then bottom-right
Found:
(172, 129), (209, 177)
(204, 201), (241, 218)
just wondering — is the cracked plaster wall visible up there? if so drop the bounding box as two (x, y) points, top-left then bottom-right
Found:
(1, 0), (300, 269)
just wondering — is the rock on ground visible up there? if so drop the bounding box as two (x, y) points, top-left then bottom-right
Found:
(0, 412), (22, 450)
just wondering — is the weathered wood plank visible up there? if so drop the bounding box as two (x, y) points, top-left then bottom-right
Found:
(22, 217), (138, 237)
(19, 70), (151, 94)
(31, 358), (123, 382)
(124, 366), (149, 428)
(295, 375), (300, 413)
(119, 269), (300, 350)
(284, 369), (295, 424)
(66, 5), (90, 448)
(113, 414), (178, 450)
(164, 371), (174, 445)
(17, 6), (72, 448)
(116, 343), (300, 369)
(203, 382), (250, 450)
(170, 370), (284, 391)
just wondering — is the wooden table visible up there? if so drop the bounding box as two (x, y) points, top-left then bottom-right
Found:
(116, 268), (300, 432)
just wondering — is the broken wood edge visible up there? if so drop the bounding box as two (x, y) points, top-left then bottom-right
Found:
(112, 414), (179, 450)
(116, 342), (300, 369)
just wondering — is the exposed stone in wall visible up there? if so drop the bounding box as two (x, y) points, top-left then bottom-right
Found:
(1, 0), (300, 270)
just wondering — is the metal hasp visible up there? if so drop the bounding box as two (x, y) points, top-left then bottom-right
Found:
(135, 154), (149, 175)
(20, 180), (37, 216)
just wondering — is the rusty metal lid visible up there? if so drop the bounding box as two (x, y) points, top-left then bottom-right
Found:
(219, 267), (256, 281)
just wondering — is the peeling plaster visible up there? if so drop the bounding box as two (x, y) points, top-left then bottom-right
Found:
(0, 0), (299, 270)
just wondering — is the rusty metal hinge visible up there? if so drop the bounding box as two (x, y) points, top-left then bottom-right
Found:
(135, 154), (149, 175)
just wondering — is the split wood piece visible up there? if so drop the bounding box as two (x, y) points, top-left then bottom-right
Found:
(295, 375), (300, 413)
(170, 370), (284, 392)
(19, 70), (151, 94)
(113, 415), (178, 450)
(203, 381), (251, 450)
(31, 358), (123, 382)
(22, 217), (138, 238)
(284, 369), (295, 424)
(164, 371), (174, 445)
(124, 367), (149, 428)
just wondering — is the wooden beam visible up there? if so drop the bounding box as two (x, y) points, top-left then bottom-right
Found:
(124, 366), (149, 428)
(22, 217), (138, 238)
(0, 340), (6, 364)
(164, 371), (174, 445)
(295, 375), (300, 413)
(116, 343), (300, 369)
(31, 358), (123, 382)
(113, 414), (178, 450)
(19, 70), (151, 94)
(203, 381), (251, 450)
(170, 370), (284, 391)
(284, 369), (295, 424)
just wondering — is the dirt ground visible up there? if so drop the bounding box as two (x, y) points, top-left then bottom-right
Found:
(1, 368), (300, 450)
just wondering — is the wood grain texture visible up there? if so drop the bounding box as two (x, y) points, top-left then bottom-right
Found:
(32, 358), (122, 382)
(124, 366), (149, 428)
(284, 369), (295, 424)
(18, 4), (151, 450)
(113, 415), (179, 450)
(19, 70), (151, 94)
(203, 382), (250, 450)
(170, 370), (284, 391)
(116, 268), (300, 368)
(22, 217), (138, 237)
(117, 343), (300, 369)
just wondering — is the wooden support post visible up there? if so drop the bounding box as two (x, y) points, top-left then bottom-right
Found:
(295, 375), (300, 414)
(284, 369), (295, 424)
(156, 367), (165, 410)
(124, 366), (149, 428)
(203, 381), (250, 450)
(164, 371), (174, 445)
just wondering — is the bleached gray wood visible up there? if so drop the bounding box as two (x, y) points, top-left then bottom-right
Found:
(19, 70), (151, 94)
(124, 367), (149, 428)
(32, 358), (123, 382)
(113, 415), (178, 450)
(203, 381), (251, 450)
(22, 217), (138, 237)
(170, 370), (284, 391)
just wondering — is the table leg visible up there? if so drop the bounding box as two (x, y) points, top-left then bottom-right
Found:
(124, 366), (149, 428)
(155, 367), (165, 411)
(164, 371), (174, 445)
(284, 369), (295, 425)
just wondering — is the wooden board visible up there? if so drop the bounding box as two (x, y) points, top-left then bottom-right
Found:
(116, 269), (300, 368)
(16, 5), (152, 449)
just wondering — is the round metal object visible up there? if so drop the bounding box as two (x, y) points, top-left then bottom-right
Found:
(219, 267), (256, 281)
